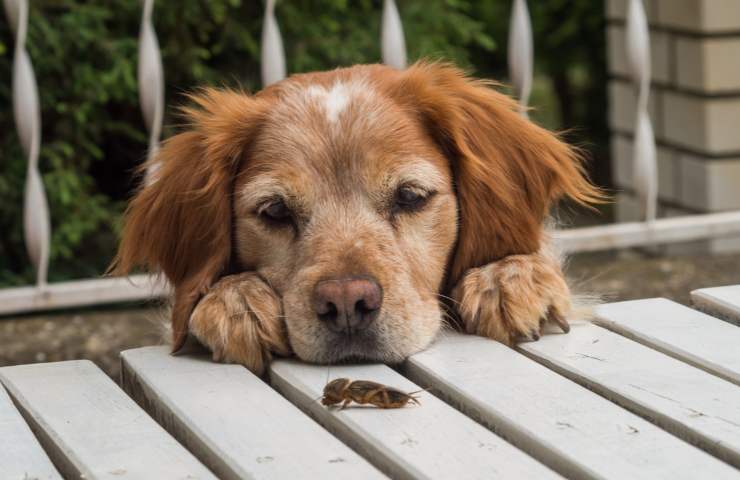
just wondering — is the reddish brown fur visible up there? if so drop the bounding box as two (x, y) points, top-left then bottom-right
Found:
(111, 90), (272, 350)
(112, 61), (603, 373)
(375, 63), (602, 287)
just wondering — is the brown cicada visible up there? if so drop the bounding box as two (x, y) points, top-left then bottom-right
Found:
(321, 378), (423, 409)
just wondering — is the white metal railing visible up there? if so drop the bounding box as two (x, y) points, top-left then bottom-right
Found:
(508, 0), (532, 117)
(2, 0), (740, 316)
(139, 0), (164, 183)
(625, 0), (657, 222)
(4, 0), (50, 290)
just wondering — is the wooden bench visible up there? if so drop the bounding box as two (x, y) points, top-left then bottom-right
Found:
(2, 285), (740, 479)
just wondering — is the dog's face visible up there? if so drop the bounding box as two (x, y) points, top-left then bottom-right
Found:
(114, 63), (599, 364)
(234, 78), (458, 362)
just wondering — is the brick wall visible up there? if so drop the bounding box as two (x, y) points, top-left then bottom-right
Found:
(606, 0), (740, 253)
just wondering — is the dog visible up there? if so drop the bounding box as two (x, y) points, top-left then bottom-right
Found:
(112, 62), (602, 374)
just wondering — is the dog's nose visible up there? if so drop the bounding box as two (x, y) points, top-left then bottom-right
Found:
(313, 276), (383, 334)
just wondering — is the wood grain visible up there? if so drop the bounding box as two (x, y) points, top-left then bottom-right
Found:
(0, 360), (213, 479)
(270, 359), (560, 480)
(405, 332), (737, 479)
(0, 383), (60, 479)
(596, 298), (740, 386)
(122, 346), (383, 480)
(520, 322), (740, 469)
(692, 285), (740, 325)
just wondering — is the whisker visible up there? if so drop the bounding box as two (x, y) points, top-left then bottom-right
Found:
(228, 310), (288, 321)
(434, 292), (461, 307)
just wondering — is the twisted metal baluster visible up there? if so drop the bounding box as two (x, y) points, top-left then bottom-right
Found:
(626, 0), (657, 222)
(508, 0), (533, 117)
(261, 0), (286, 86)
(4, 0), (50, 287)
(381, 0), (407, 69)
(139, 0), (164, 182)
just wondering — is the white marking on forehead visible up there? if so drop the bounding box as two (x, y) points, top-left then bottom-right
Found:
(303, 80), (373, 124)
(324, 84), (351, 123)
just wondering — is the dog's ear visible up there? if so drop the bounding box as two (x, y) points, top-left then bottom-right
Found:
(384, 62), (604, 288)
(111, 89), (269, 351)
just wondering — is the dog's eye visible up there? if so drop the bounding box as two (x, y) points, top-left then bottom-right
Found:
(259, 199), (292, 224)
(394, 186), (433, 212)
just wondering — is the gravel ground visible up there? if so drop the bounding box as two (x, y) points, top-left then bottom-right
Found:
(2, 250), (740, 379)
(0, 305), (166, 379)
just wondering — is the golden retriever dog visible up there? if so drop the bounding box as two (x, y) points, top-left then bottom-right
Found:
(112, 62), (602, 374)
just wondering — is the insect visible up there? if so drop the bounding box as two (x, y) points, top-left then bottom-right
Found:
(321, 378), (423, 409)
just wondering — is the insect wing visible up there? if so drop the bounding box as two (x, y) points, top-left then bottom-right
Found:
(322, 378), (352, 406)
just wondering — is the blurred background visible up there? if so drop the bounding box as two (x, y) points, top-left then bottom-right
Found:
(2, 0), (740, 376)
(0, 0), (608, 287)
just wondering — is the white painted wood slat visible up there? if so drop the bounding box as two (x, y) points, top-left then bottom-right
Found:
(692, 285), (740, 325)
(519, 323), (740, 469)
(269, 360), (559, 480)
(405, 333), (737, 480)
(121, 346), (383, 480)
(595, 298), (740, 386)
(0, 384), (61, 480)
(0, 360), (214, 479)
(0, 273), (168, 316)
(553, 210), (740, 253)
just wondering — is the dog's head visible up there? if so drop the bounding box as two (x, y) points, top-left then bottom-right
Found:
(114, 62), (600, 363)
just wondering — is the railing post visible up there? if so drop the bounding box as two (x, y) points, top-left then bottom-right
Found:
(508, 0), (533, 117)
(261, 0), (286, 86)
(381, 0), (407, 69)
(626, 0), (657, 222)
(4, 0), (51, 288)
(138, 0), (164, 183)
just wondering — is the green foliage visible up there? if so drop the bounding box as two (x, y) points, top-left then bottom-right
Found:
(0, 0), (605, 287)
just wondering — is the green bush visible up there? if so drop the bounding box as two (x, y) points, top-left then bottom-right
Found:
(0, 0), (605, 287)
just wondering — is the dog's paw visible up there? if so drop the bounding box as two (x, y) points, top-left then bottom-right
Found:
(189, 272), (291, 375)
(452, 252), (571, 345)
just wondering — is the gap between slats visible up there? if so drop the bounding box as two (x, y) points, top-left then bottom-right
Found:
(594, 300), (740, 388)
(269, 360), (560, 480)
(691, 287), (740, 327)
(120, 356), (241, 480)
(0, 383), (63, 479)
(593, 316), (740, 388)
(400, 332), (738, 479)
(515, 325), (740, 470)
(398, 360), (596, 480)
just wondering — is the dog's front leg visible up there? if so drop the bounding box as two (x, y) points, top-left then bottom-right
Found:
(188, 272), (291, 375)
(451, 248), (572, 345)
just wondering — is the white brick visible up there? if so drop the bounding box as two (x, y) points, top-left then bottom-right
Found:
(615, 192), (642, 223)
(613, 192), (674, 224)
(663, 92), (740, 154)
(607, 25), (671, 84)
(611, 135), (680, 202)
(608, 80), (662, 138)
(656, 0), (740, 34)
(676, 36), (740, 93)
(680, 155), (740, 211)
(612, 135), (632, 188)
(606, 0), (659, 23)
